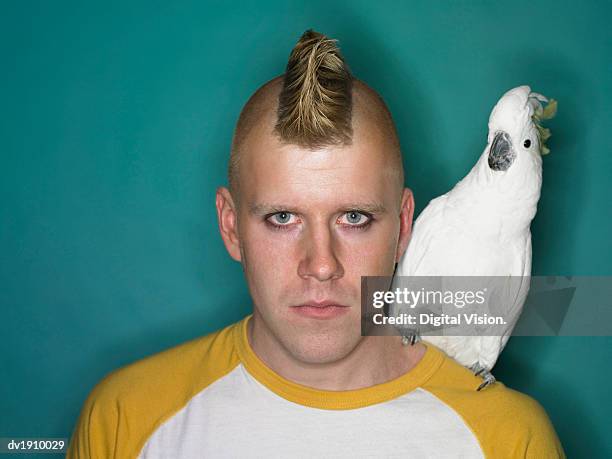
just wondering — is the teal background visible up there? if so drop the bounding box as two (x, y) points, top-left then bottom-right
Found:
(1, 0), (610, 457)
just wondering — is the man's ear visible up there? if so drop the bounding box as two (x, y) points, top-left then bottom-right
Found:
(395, 187), (415, 263)
(215, 186), (242, 262)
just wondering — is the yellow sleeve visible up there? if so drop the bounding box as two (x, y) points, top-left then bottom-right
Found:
(66, 370), (122, 459)
(66, 321), (241, 458)
(497, 396), (566, 458)
(422, 345), (565, 458)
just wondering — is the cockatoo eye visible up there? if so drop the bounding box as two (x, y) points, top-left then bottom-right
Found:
(523, 139), (531, 148)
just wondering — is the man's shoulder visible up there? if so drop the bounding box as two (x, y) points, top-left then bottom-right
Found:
(93, 319), (239, 401)
(423, 344), (546, 420)
(67, 318), (244, 458)
(422, 344), (565, 458)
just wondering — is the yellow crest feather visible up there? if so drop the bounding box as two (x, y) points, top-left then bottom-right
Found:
(531, 98), (557, 155)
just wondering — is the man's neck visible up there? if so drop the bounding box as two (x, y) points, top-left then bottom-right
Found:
(247, 315), (426, 391)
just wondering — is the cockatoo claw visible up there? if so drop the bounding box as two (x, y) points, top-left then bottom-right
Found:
(476, 375), (496, 391)
(401, 328), (421, 346)
(471, 363), (497, 391)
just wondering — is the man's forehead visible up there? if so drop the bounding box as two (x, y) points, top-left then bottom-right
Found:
(239, 142), (397, 216)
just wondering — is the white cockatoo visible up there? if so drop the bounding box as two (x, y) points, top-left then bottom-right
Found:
(390, 85), (557, 390)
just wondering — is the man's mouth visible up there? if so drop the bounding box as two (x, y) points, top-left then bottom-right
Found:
(290, 300), (351, 320)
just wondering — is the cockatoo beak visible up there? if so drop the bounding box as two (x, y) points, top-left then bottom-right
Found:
(487, 131), (515, 171)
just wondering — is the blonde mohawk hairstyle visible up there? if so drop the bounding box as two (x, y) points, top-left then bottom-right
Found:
(274, 29), (354, 148)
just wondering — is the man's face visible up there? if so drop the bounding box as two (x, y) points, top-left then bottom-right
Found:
(218, 113), (413, 365)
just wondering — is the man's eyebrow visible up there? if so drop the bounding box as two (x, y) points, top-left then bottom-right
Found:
(341, 203), (387, 214)
(248, 202), (387, 215)
(249, 203), (296, 215)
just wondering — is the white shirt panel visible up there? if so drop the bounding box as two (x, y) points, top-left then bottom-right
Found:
(138, 363), (484, 458)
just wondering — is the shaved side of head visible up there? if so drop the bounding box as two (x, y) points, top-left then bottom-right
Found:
(228, 29), (404, 204)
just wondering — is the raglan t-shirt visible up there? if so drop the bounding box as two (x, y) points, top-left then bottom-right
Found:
(67, 314), (565, 458)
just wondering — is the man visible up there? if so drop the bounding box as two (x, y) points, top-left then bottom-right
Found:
(68, 29), (565, 458)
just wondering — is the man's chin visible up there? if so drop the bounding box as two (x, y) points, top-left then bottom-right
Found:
(282, 332), (362, 365)
(253, 307), (363, 364)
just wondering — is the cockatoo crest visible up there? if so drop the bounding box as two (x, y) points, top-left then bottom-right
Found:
(529, 94), (557, 155)
(489, 86), (557, 156)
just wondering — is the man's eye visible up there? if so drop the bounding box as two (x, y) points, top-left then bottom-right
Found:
(267, 212), (296, 226)
(339, 211), (371, 227)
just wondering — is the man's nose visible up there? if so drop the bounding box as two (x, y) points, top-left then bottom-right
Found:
(297, 224), (344, 282)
